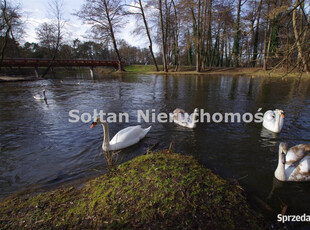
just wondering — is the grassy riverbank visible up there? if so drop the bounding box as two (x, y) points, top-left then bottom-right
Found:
(124, 65), (306, 77)
(1, 65), (305, 80)
(0, 152), (265, 229)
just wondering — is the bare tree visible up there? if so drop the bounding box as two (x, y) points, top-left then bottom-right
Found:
(262, 0), (271, 70)
(39, 0), (65, 78)
(171, 0), (180, 71)
(36, 22), (58, 57)
(0, 0), (22, 68)
(138, 0), (159, 71)
(205, 0), (213, 68)
(292, 0), (309, 74)
(232, 0), (243, 67)
(251, 0), (262, 67)
(189, 0), (203, 72)
(158, 0), (168, 72)
(126, 0), (159, 71)
(76, 0), (125, 71)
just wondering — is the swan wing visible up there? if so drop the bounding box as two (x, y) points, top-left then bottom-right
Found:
(173, 111), (185, 120)
(173, 109), (189, 123)
(263, 110), (275, 121)
(173, 108), (186, 114)
(173, 112), (196, 128)
(298, 156), (310, 174)
(286, 144), (310, 164)
(33, 93), (42, 100)
(34, 92), (46, 100)
(110, 125), (141, 144)
(263, 110), (275, 128)
(109, 125), (151, 150)
(287, 155), (310, 181)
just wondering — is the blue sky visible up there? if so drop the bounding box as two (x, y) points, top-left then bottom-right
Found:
(20, 0), (151, 49)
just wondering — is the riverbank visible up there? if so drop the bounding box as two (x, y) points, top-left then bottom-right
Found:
(1, 65), (306, 80)
(0, 75), (41, 82)
(0, 67), (91, 82)
(0, 152), (265, 229)
(124, 65), (307, 78)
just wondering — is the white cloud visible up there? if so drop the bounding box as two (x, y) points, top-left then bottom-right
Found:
(21, 16), (90, 44)
(20, 16), (51, 43)
(19, 0), (159, 52)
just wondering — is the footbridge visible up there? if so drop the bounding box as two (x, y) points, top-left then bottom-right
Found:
(1, 58), (123, 78)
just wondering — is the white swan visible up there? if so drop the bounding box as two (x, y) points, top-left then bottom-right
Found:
(263, 109), (284, 133)
(171, 108), (199, 128)
(90, 118), (151, 151)
(275, 142), (310, 181)
(33, 89), (46, 100)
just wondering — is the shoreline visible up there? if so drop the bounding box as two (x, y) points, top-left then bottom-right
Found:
(0, 152), (267, 229)
(1, 66), (308, 81)
(122, 65), (309, 78)
(0, 75), (41, 82)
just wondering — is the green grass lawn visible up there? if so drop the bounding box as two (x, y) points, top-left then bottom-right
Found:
(123, 65), (307, 78)
(124, 65), (159, 73)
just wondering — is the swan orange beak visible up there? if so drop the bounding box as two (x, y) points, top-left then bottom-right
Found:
(90, 122), (97, 129)
(281, 113), (285, 118)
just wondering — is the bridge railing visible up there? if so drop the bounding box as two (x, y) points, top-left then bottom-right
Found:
(1, 58), (124, 68)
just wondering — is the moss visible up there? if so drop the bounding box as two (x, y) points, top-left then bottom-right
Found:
(0, 152), (265, 229)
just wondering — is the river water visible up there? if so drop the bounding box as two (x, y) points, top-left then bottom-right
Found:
(0, 73), (310, 224)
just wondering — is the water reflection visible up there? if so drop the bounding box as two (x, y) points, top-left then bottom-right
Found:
(0, 74), (310, 223)
(260, 128), (278, 147)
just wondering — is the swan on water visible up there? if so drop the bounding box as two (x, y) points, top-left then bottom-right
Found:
(263, 109), (284, 133)
(90, 118), (151, 151)
(33, 89), (46, 100)
(171, 108), (199, 128)
(275, 142), (310, 181)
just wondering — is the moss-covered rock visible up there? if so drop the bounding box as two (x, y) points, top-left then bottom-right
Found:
(0, 152), (265, 229)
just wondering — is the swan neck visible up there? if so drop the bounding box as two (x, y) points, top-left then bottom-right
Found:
(275, 113), (280, 128)
(101, 122), (110, 150)
(189, 110), (198, 127)
(192, 111), (198, 122)
(275, 151), (286, 181)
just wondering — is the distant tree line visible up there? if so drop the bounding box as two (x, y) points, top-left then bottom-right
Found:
(18, 39), (154, 65)
(1, 0), (310, 74)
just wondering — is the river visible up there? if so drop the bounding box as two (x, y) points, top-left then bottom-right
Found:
(0, 73), (310, 225)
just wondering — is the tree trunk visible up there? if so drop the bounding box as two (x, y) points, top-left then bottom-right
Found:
(0, 27), (10, 70)
(192, 0), (202, 72)
(171, 0), (180, 71)
(186, 30), (193, 66)
(159, 0), (168, 72)
(263, 1), (270, 71)
(104, 0), (124, 71)
(40, 23), (61, 78)
(206, 0), (212, 67)
(201, 0), (208, 69)
(251, 0), (262, 67)
(40, 0), (64, 78)
(292, 0), (310, 74)
(0, 0), (10, 70)
(233, 0), (242, 67)
(138, 0), (159, 71)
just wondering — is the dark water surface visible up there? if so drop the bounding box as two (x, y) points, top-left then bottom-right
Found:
(1, 73), (310, 225)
